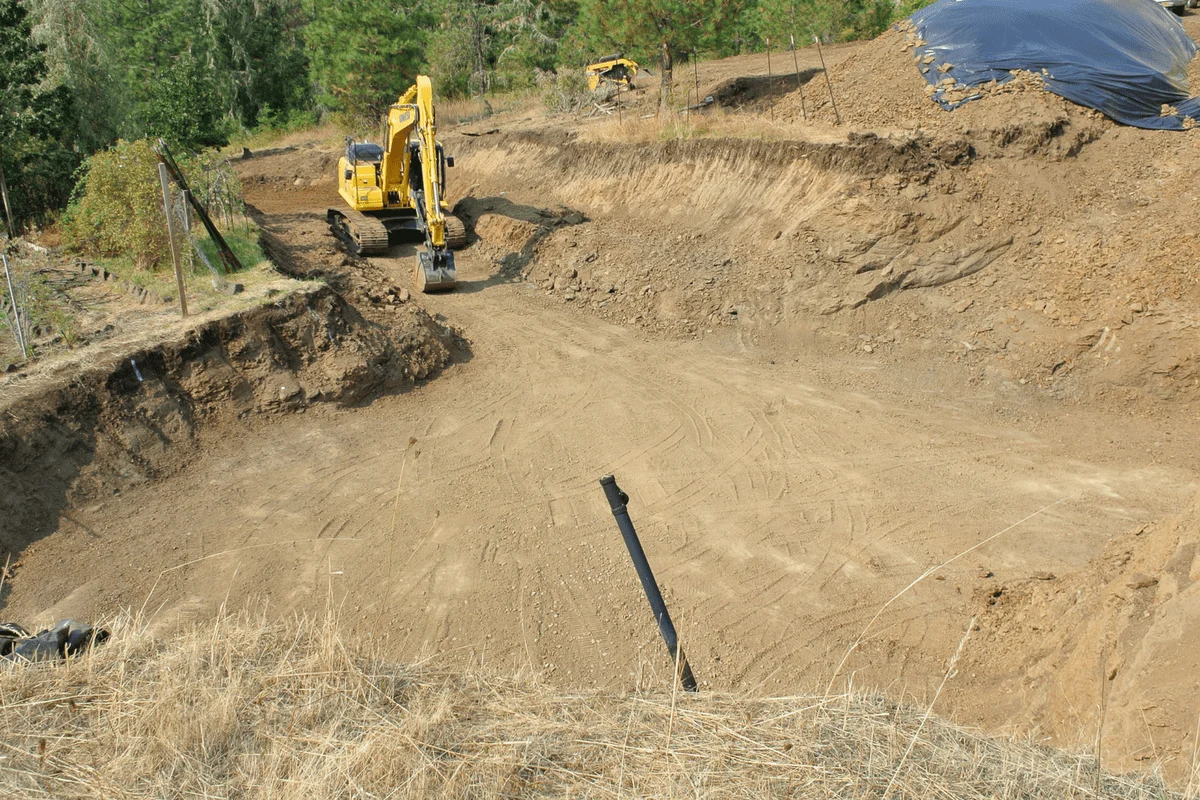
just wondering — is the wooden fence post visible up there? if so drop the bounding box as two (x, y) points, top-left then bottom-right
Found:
(0, 163), (16, 239)
(158, 163), (189, 318)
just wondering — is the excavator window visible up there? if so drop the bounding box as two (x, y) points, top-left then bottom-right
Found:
(409, 146), (423, 193)
(352, 143), (385, 163)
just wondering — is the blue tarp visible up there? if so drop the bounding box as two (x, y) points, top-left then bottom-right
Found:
(909, 0), (1200, 130)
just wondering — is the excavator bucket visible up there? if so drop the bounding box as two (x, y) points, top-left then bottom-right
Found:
(416, 251), (456, 292)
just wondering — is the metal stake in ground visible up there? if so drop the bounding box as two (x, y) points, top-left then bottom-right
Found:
(791, 34), (808, 121)
(2, 252), (28, 359)
(158, 163), (188, 318)
(814, 35), (842, 124)
(599, 475), (698, 692)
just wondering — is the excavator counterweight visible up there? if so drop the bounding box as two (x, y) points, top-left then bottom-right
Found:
(327, 76), (466, 292)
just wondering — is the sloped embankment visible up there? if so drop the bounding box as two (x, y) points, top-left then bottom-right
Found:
(451, 123), (1198, 408)
(0, 284), (460, 567)
(954, 490), (1200, 782)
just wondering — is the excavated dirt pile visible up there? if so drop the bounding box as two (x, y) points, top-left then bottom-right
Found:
(777, 26), (1112, 160)
(0, 284), (459, 568)
(952, 491), (1200, 780)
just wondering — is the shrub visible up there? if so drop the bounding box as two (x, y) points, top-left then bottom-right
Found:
(538, 68), (591, 113)
(61, 140), (170, 270)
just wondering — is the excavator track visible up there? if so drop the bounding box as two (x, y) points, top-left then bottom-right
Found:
(444, 215), (468, 250)
(327, 207), (390, 256)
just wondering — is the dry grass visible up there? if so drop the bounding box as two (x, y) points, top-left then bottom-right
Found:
(576, 105), (848, 145)
(0, 612), (1182, 799)
(438, 96), (495, 126)
(226, 122), (347, 154)
(438, 92), (543, 127)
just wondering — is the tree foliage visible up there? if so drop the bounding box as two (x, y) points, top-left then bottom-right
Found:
(26, 0), (312, 144)
(61, 140), (171, 269)
(306, 0), (433, 119)
(0, 0), (82, 231)
(571, 0), (746, 64)
(145, 52), (229, 149)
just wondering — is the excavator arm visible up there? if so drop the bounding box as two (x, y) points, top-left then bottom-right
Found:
(415, 77), (447, 252)
(379, 76), (455, 289)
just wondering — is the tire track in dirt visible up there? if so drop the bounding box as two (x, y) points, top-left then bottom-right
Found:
(7, 202), (1199, 707)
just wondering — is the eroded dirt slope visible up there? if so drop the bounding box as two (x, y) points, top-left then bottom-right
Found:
(0, 284), (460, 569)
(447, 119), (1197, 411)
(953, 489), (1200, 777)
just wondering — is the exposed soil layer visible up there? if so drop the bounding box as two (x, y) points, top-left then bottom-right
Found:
(449, 127), (1198, 411)
(953, 489), (1200, 778)
(0, 284), (460, 569)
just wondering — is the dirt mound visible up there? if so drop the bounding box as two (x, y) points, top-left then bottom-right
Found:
(0, 284), (459, 571)
(709, 70), (822, 110)
(238, 146), (338, 184)
(952, 491), (1200, 782)
(776, 27), (1110, 159)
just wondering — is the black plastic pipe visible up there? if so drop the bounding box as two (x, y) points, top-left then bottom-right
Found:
(599, 474), (698, 692)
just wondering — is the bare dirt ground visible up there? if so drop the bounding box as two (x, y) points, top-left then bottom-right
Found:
(5, 15), (1200, 786)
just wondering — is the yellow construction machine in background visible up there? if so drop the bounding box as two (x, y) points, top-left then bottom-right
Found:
(586, 54), (640, 92)
(327, 75), (467, 292)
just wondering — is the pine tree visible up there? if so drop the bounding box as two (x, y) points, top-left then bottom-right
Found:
(306, 0), (433, 120)
(572, 0), (744, 109)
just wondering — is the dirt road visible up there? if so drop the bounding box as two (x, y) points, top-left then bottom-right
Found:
(6, 216), (1196, 699)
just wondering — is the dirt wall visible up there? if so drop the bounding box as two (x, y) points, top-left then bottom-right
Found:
(0, 285), (460, 570)
(952, 491), (1200, 782)
(449, 116), (1199, 411)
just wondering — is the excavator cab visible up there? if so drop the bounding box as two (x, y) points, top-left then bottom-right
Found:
(340, 139), (386, 210)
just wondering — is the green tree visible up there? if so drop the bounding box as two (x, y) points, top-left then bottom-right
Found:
(30, 0), (312, 142)
(26, 0), (126, 152)
(752, 0), (901, 45)
(493, 0), (578, 90)
(206, 0), (312, 128)
(0, 0), (81, 232)
(145, 51), (229, 149)
(307, 0), (433, 120)
(424, 0), (493, 96)
(424, 0), (578, 96)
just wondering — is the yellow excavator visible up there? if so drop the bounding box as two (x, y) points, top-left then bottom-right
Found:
(327, 76), (467, 292)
